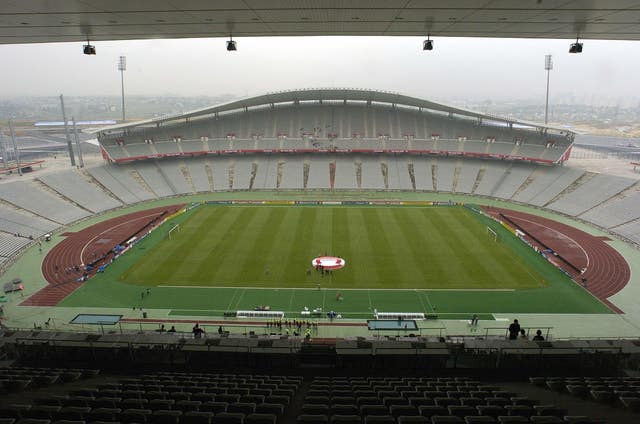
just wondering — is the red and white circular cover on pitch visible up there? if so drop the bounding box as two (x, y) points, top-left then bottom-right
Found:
(312, 256), (346, 270)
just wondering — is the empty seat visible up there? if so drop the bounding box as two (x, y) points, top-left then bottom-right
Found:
(25, 406), (60, 420)
(529, 417), (562, 423)
(589, 391), (615, 403)
(244, 414), (276, 424)
(565, 385), (589, 398)
(149, 400), (175, 411)
(430, 417), (464, 424)
(463, 417), (496, 424)
(360, 406), (388, 417)
(434, 398), (459, 408)
(390, 406), (418, 418)
(58, 407), (90, 421)
(181, 411), (214, 424)
(88, 408), (121, 422)
(532, 406), (566, 418)
(174, 400), (201, 412)
(265, 396), (289, 407)
(475, 406), (505, 418)
(459, 398), (483, 408)
(418, 406), (447, 418)
(16, 420), (50, 424)
(228, 403), (256, 415)
(447, 405), (476, 418)
(362, 416), (395, 424)
(397, 417), (427, 424)
(121, 408), (152, 423)
(296, 415), (329, 424)
(496, 418), (529, 424)
(201, 401), (228, 413)
(302, 405), (330, 415)
(150, 410), (182, 424)
(255, 403), (284, 417)
(504, 406), (532, 418)
(121, 399), (149, 410)
(485, 399), (510, 408)
(331, 415), (362, 424)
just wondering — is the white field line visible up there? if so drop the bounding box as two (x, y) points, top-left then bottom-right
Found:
(159, 285), (515, 292)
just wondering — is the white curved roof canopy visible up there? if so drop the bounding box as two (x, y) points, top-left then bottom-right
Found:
(97, 88), (573, 136)
(2, 0), (640, 44)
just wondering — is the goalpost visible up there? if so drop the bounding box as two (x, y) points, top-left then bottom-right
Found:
(167, 224), (181, 240)
(486, 226), (499, 242)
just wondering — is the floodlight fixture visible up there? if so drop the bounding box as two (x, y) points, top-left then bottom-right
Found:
(83, 37), (96, 55)
(569, 37), (583, 53)
(423, 35), (433, 51)
(226, 35), (237, 51)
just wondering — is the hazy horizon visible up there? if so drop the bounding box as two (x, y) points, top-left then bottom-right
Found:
(1, 36), (639, 105)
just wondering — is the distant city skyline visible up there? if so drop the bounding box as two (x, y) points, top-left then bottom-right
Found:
(1, 36), (640, 104)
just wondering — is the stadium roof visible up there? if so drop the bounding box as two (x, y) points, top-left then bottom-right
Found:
(2, 0), (640, 44)
(96, 88), (574, 135)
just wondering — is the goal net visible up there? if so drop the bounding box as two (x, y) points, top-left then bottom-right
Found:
(486, 226), (499, 242)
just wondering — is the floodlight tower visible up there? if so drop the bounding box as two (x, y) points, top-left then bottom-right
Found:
(118, 56), (127, 122)
(544, 54), (553, 124)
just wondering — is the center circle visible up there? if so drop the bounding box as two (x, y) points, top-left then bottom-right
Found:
(311, 256), (346, 270)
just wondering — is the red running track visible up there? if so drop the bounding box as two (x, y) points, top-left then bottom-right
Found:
(23, 204), (184, 307)
(483, 206), (630, 313)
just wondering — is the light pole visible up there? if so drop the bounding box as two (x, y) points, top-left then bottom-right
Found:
(544, 54), (553, 124)
(118, 56), (127, 122)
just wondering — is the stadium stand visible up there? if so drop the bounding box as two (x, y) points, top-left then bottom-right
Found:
(210, 157), (231, 191)
(473, 163), (510, 197)
(38, 170), (123, 213)
(87, 163), (156, 203)
(489, 163), (535, 200)
(0, 233), (30, 258)
(511, 167), (584, 207)
(186, 157), (214, 193)
(0, 181), (90, 225)
(334, 157), (357, 190)
(580, 185), (640, 229)
(307, 158), (331, 189)
(611, 219), (640, 245)
(232, 157), (253, 190)
(280, 160), (304, 190)
(413, 158), (435, 191)
(156, 160), (195, 194)
(360, 157), (385, 190)
(453, 159), (482, 194)
(435, 160), (456, 192)
(0, 206), (57, 237)
(547, 174), (637, 217)
(134, 161), (178, 197)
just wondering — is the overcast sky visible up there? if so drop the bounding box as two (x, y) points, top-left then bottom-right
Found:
(1, 36), (639, 104)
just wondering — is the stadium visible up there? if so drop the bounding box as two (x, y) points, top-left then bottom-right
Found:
(2, 86), (640, 338)
(4, 2), (640, 423)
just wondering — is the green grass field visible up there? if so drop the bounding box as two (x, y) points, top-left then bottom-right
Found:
(59, 204), (613, 317)
(119, 205), (547, 290)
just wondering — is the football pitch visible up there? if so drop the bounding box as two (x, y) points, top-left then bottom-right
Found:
(60, 204), (612, 317)
(121, 205), (546, 289)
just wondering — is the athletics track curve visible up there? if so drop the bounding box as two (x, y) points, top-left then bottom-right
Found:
(483, 206), (630, 314)
(22, 204), (184, 307)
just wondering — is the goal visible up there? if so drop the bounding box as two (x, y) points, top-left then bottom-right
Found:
(167, 224), (181, 240)
(486, 226), (499, 242)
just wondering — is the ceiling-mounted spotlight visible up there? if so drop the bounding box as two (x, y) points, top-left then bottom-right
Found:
(226, 35), (237, 51)
(569, 37), (583, 53)
(83, 37), (96, 55)
(423, 35), (433, 51)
